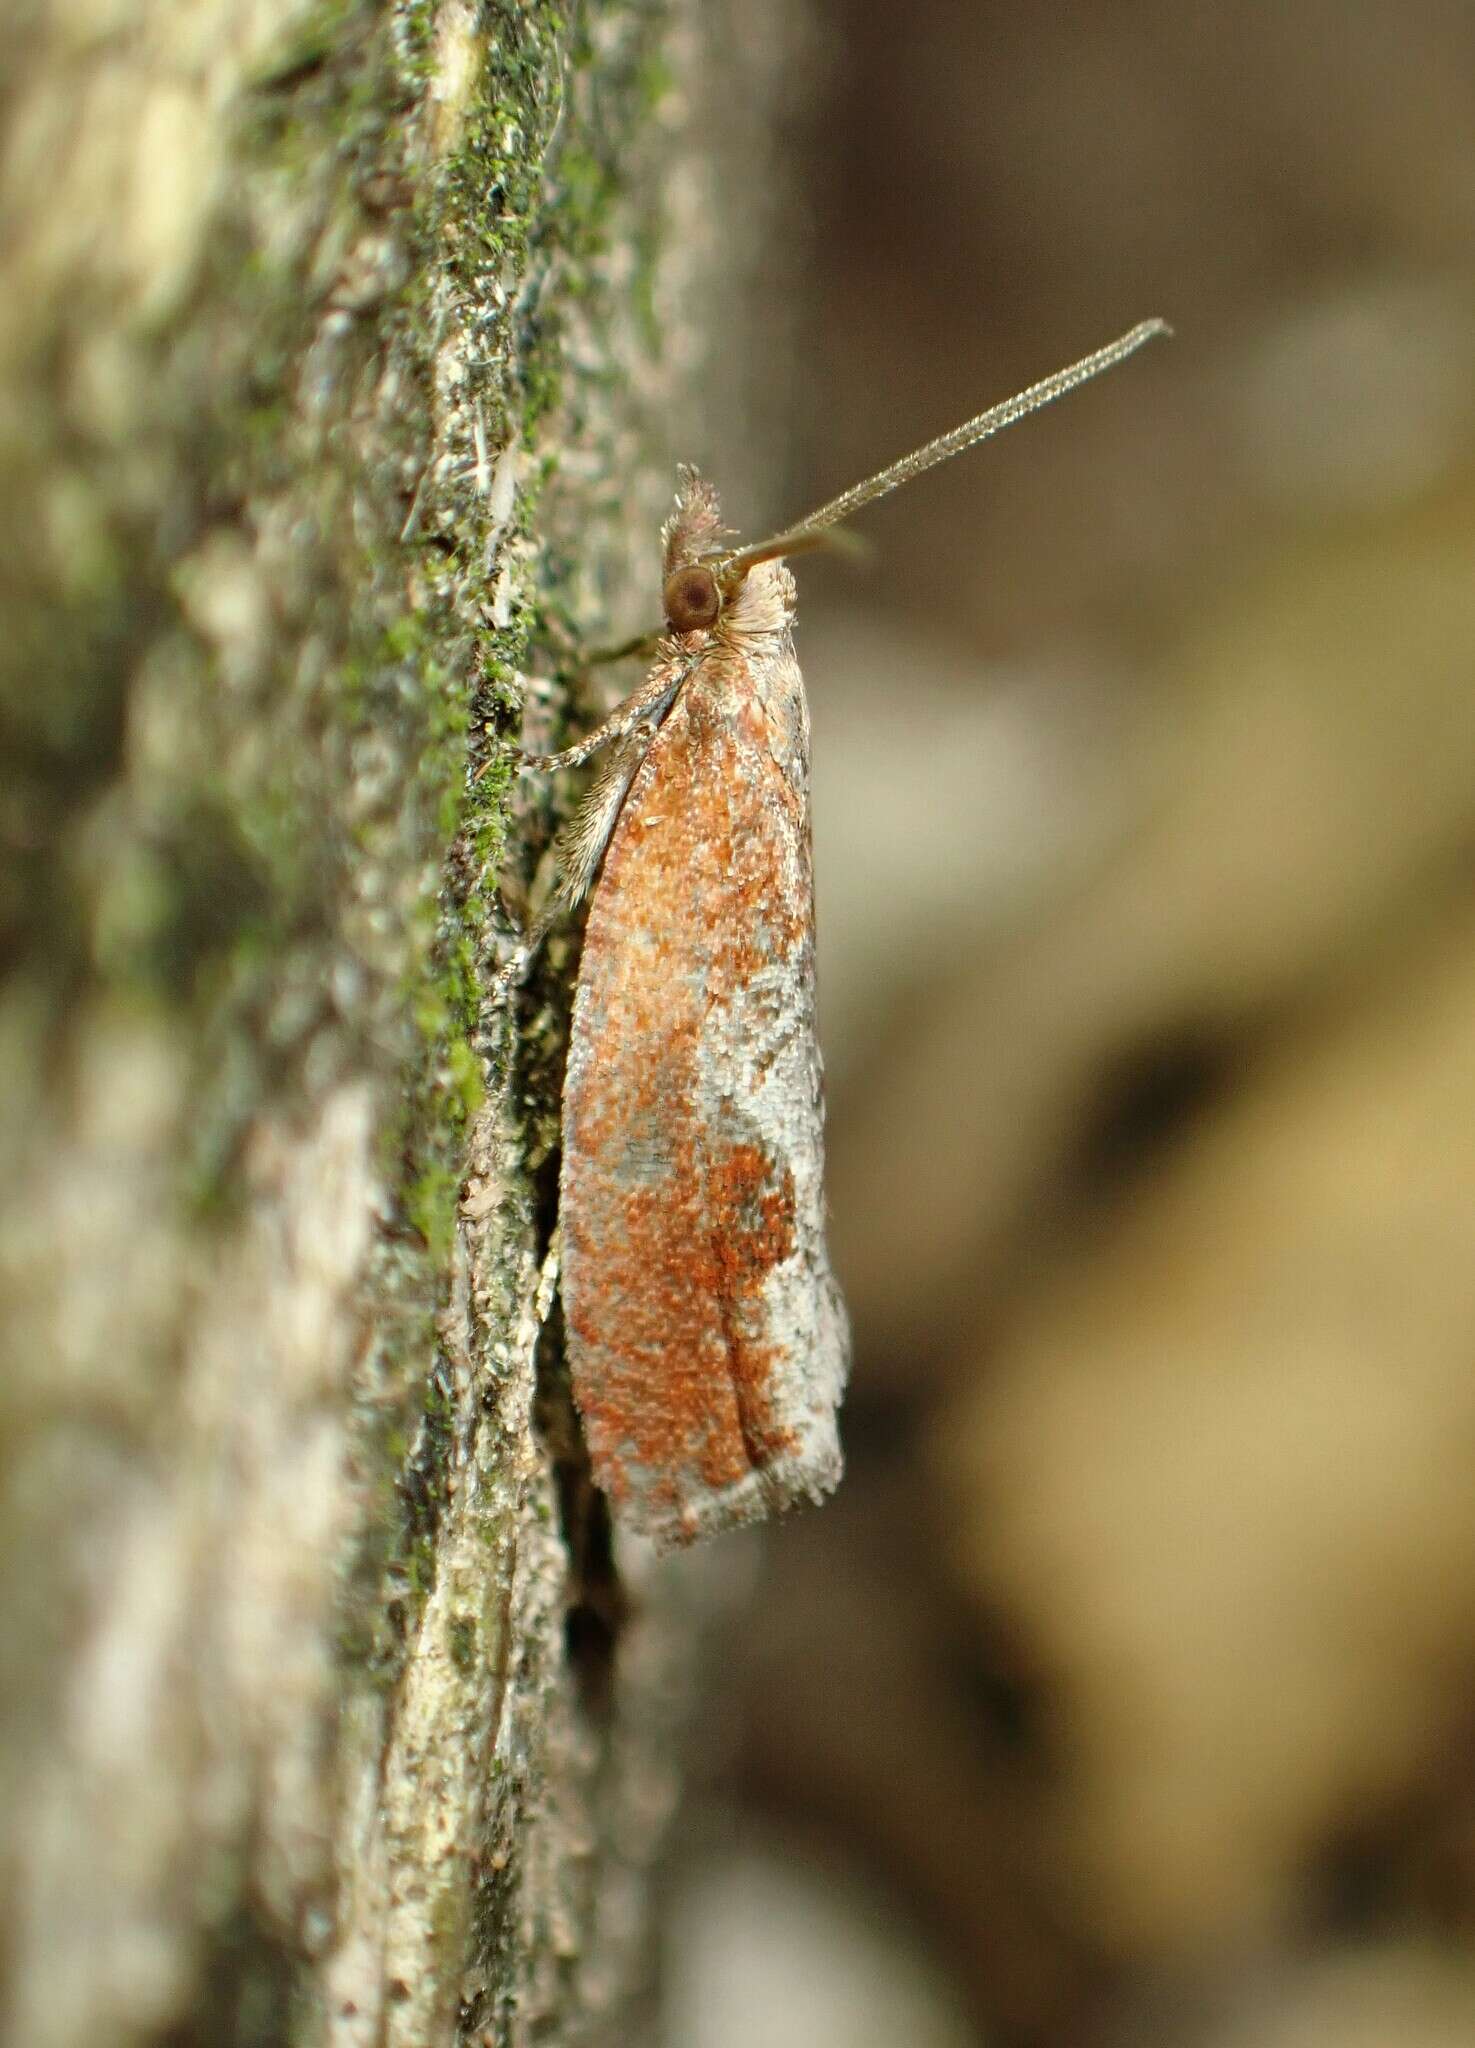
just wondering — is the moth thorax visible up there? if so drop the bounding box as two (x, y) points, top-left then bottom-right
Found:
(663, 564), (721, 633)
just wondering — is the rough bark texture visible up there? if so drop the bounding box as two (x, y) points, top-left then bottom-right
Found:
(0, 3), (805, 2043)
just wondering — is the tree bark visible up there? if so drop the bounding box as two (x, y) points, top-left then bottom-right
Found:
(0, 3), (806, 2042)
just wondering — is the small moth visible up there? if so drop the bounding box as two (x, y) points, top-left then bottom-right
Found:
(501, 319), (1167, 1550)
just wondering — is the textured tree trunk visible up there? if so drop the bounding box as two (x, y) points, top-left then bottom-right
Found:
(0, 3), (805, 2042)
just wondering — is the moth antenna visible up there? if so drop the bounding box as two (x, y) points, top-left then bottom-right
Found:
(712, 525), (869, 587)
(709, 317), (1170, 578)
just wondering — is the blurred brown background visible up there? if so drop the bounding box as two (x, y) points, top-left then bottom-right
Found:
(662, 4), (1475, 2044)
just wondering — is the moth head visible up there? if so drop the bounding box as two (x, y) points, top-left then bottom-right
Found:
(662, 562), (723, 633)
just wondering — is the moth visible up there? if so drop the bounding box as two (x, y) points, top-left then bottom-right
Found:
(500, 319), (1167, 1550)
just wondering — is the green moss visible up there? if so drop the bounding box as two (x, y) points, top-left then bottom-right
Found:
(447, 1614), (477, 1673)
(404, 1162), (460, 1264)
(447, 1037), (486, 1119)
(330, 0), (681, 1730)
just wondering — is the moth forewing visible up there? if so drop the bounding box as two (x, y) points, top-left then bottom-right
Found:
(559, 549), (848, 1547)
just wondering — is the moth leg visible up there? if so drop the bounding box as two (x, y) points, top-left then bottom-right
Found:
(492, 726), (654, 994)
(573, 628), (663, 671)
(540, 612), (661, 672)
(488, 641), (699, 989)
(512, 656), (682, 772)
(477, 646), (680, 784)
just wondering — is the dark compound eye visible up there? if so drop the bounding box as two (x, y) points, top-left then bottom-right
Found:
(662, 565), (721, 633)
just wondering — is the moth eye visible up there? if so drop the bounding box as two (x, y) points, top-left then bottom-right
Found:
(663, 565), (722, 633)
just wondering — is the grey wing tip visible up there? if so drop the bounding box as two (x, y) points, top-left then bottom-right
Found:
(639, 1433), (845, 1554)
